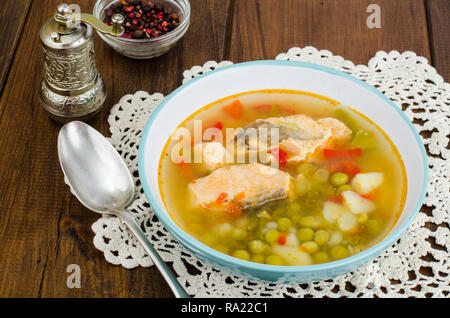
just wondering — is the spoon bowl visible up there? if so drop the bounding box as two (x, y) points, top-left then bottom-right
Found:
(58, 121), (189, 298)
(58, 121), (134, 214)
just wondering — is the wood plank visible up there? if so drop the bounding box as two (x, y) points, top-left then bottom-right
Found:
(426, 0), (450, 81)
(229, 0), (431, 64)
(0, 0), (32, 95)
(0, 0), (231, 297)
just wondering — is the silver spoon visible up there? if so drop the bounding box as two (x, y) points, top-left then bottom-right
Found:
(58, 121), (189, 298)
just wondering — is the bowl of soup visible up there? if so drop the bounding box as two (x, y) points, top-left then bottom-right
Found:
(138, 60), (428, 283)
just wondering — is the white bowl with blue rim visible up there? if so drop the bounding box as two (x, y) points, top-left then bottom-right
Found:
(138, 60), (428, 283)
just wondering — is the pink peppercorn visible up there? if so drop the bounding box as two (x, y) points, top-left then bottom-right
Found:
(104, 0), (180, 39)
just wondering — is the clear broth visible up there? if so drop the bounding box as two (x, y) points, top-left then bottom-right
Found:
(158, 90), (407, 265)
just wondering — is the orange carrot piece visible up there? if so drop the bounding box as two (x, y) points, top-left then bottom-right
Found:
(362, 190), (378, 200)
(269, 148), (288, 169)
(326, 196), (343, 204)
(204, 121), (223, 131)
(253, 104), (272, 112)
(222, 99), (243, 119)
(341, 161), (360, 177)
(276, 105), (297, 115)
(323, 148), (362, 159)
(177, 160), (195, 179)
(277, 233), (287, 245)
(234, 192), (246, 202)
(216, 192), (228, 204)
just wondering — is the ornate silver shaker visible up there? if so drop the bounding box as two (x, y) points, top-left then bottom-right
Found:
(39, 3), (124, 122)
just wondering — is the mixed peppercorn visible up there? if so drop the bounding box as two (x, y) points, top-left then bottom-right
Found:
(103, 0), (180, 39)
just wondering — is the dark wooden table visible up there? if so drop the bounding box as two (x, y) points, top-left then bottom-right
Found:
(0, 0), (448, 298)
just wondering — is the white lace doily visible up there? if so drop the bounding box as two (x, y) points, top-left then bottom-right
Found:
(92, 47), (449, 298)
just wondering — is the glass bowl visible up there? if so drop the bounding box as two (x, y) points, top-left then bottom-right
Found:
(93, 0), (190, 59)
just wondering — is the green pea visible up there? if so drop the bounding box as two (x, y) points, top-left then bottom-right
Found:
(265, 255), (284, 265)
(255, 224), (267, 240)
(301, 241), (319, 253)
(298, 216), (321, 229)
(314, 168), (330, 183)
(251, 254), (265, 263)
(336, 184), (353, 195)
(295, 178), (312, 196)
(264, 229), (280, 244)
(232, 228), (247, 241)
(291, 213), (303, 226)
(330, 172), (349, 186)
(297, 228), (315, 242)
(233, 249), (250, 261)
(287, 202), (301, 215)
(248, 240), (266, 254)
(277, 218), (292, 232)
(314, 230), (330, 246)
(297, 163), (317, 177)
(330, 245), (350, 260)
(247, 215), (259, 231)
(272, 206), (285, 217)
(313, 252), (330, 264)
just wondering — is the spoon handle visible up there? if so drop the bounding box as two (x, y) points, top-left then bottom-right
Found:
(119, 212), (190, 298)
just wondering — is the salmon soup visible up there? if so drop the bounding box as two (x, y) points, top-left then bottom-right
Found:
(158, 90), (407, 266)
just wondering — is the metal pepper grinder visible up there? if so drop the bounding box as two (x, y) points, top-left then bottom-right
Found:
(39, 3), (124, 122)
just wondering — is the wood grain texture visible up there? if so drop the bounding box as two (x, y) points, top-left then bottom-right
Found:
(426, 0), (450, 81)
(0, 0), (231, 297)
(228, 0), (431, 64)
(0, 0), (32, 95)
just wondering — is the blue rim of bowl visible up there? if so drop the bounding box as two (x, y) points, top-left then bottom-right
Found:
(138, 60), (429, 275)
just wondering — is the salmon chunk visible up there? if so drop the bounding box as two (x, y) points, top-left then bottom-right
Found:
(188, 163), (292, 211)
(235, 114), (351, 163)
(193, 141), (230, 172)
(318, 118), (352, 140)
(236, 114), (324, 143)
(279, 130), (332, 162)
